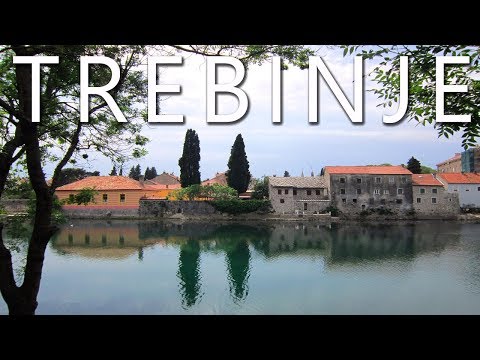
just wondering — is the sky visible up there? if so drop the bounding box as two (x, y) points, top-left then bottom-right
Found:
(44, 46), (465, 180)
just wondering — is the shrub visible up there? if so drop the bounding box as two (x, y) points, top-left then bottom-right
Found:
(209, 199), (271, 214)
(324, 205), (340, 217)
(171, 184), (237, 201)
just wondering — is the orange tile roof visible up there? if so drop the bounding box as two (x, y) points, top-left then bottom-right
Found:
(437, 173), (480, 184)
(436, 153), (461, 167)
(412, 174), (443, 186)
(324, 166), (412, 175)
(142, 183), (181, 190)
(57, 176), (145, 191)
(202, 172), (228, 186)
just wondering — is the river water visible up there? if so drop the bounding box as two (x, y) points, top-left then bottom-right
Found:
(1, 220), (480, 314)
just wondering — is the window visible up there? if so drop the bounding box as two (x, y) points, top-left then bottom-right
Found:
(454, 189), (458, 192)
(120, 194), (126, 203)
(357, 178), (362, 184)
(374, 189), (380, 195)
(416, 198), (421, 203)
(478, 187), (480, 191)
(420, 188), (425, 194)
(432, 188), (437, 194)
(375, 177), (381, 184)
(307, 190), (312, 195)
(340, 177), (346, 183)
(380, 199), (386, 205)
(432, 198), (437, 204)
(293, 189), (297, 196)
(85, 234), (90, 245)
(361, 205), (366, 210)
(304, 203), (308, 210)
(279, 199), (285, 203)
(396, 199), (403, 204)
(356, 188), (361, 195)
(466, 189), (470, 192)
(69, 194), (75, 202)
(401, 177), (407, 183)
(397, 188), (403, 195)
(389, 177), (395, 183)
(103, 194), (108, 203)
(285, 189), (289, 195)
(342, 198), (346, 203)
(340, 188), (346, 194)
(315, 190), (321, 195)
(353, 199), (357, 203)
(384, 189), (389, 195)
(278, 189), (282, 195)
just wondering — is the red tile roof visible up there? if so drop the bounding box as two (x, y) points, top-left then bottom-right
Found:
(202, 172), (228, 186)
(436, 153), (461, 167)
(324, 166), (412, 175)
(57, 176), (147, 191)
(412, 174), (443, 186)
(437, 173), (480, 184)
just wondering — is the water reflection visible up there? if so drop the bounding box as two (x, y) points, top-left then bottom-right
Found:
(177, 239), (203, 308)
(45, 220), (465, 310)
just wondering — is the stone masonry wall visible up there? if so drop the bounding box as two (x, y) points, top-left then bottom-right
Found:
(62, 205), (139, 218)
(0, 199), (29, 213)
(139, 199), (218, 218)
(412, 185), (459, 218)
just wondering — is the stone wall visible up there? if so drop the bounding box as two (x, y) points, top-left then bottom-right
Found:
(269, 184), (329, 214)
(62, 205), (139, 218)
(0, 199), (29, 213)
(412, 185), (460, 218)
(139, 199), (218, 218)
(328, 173), (413, 215)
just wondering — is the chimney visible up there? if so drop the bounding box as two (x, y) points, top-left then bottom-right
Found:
(139, 175), (145, 186)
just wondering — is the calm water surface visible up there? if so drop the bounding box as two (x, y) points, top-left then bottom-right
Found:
(2, 220), (480, 314)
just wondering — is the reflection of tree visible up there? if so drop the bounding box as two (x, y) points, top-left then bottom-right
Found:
(177, 239), (202, 308)
(0, 222), (56, 315)
(225, 240), (251, 302)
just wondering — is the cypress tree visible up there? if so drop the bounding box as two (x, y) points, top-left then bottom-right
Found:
(128, 166), (136, 179)
(144, 167), (151, 180)
(178, 129), (201, 187)
(109, 166), (117, 176)
(407, 156), (422, 174)
(150, 167), (158, 179)
(226, 134), (251, 193)
(134, 164), (142, 180)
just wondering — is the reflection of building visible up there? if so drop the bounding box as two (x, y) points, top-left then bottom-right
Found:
(412, 174), (459, 217)
(268, 176), (329, 214)
(324, 166), (413, 214)
(51, 222), (165, 259)
(437, 173), (480, 208)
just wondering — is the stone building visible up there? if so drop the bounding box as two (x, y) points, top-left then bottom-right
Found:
(461, 146), (480, 172)
(437, 173), (480, 208)
(323, 166), (413, 214)
(202, 172), (228, 186)
(268, 176), (329, 214)
(437, 153), (461, 173)
(411, 174), (459, 217)
(150, 172), (181, 187)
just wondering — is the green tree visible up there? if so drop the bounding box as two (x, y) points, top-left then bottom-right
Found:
(150, 167), (158, 179)
(56, 168), (89, 187)
(226, 134), (251, 193)
(407, 156), (422, 174)
(421, 165), (436, 174)
(252, 177), (269, 200)
(119, 165), (123, 176)
(178, 129), (201, 187)
(283, 170), (290, 177)
(0, 44), (314, 315)
(144, 167), (151, 180)
(109, 166), (117, 176)
(64, 187), (98, 205)
(340, 45), (480, 148)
